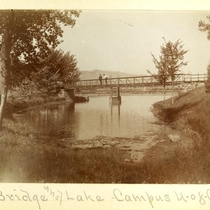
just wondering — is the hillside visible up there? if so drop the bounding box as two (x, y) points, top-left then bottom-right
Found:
(79, 69), (138, 80)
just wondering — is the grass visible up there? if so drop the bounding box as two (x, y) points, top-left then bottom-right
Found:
(153, 86), (209, 141)
(0, 117), (143, 183)
(1, 86), (210, 183)
(0, 120), (147, 183)
(151, 86), (210, 183)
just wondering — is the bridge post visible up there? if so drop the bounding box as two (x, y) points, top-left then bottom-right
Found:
(109, 86), (121, 104)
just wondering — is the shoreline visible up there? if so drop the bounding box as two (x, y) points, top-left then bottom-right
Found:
(140, 86), (209, 183)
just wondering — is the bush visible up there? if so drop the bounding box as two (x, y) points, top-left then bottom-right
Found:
(205, 63), (210, 93)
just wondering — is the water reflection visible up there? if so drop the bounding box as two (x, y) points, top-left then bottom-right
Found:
(24, 102), (76, 140)
(110, 103), (121, 129)
(22, 95), (169, 141)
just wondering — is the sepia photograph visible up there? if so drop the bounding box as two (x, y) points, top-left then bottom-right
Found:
(0, 0), (210, 208)
(0, 9), (210, 185)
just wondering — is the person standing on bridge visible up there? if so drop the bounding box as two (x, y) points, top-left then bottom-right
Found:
(98, 74), (102, 85)
(103, 74), (108, 85)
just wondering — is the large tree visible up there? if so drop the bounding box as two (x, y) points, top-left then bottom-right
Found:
(151, 38), (188, 104)
(198, 15), (210, 92)
(0, 10), (80, 130)
(35, 49), (80, 95)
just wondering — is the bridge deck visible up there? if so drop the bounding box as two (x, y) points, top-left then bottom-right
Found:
(64, 73), (207, 89)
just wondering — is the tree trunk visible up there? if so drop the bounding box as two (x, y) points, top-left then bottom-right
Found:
(0, 11), (14, 131)
(0, 87), (8, 130)
(0, 54), (8, 130)
(171, 80), (174, 105)
(163, 83), (166, 103)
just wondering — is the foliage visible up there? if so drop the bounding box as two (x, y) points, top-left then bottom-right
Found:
(0, 10), (80, 86)
(34, 49), (80, 95)
(199, 15), (210, 93)
(0, 9), (80, 130)
(198, 15), (210, 40)
(151, 38), (188, 82)
(150, 38), (188, 103)
(147, 67), (169, 89)
(205, 63), (210, 93)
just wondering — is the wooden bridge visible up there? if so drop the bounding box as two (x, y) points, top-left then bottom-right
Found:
(66, 73), (207, 89)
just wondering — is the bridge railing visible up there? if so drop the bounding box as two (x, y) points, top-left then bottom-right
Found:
(176, 73), (207, 83)
(68, 73), (207, 88)
(75, 75), (160, 87)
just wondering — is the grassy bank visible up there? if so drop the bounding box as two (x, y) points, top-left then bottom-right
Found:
(153, 86), (209, 144)
(1, 86), (210, 183)
(6, 94), (66, 114)
(150, 86), (210, 183)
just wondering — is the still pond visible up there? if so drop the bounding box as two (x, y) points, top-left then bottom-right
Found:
(21, 95), (170, 143)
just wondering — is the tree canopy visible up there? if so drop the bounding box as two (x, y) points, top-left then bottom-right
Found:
(35, 49), (80, 95)
(0, 10), (80, 86)
(0, 10), (81, 130)
(198, 15), (210, 40)
(151, 38), (188, 81)
(150, 38), (188, 103)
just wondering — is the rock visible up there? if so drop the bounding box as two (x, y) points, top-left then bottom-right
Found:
(103, 145), (111, 148)
(109, 141), (119, 147)
(159, 139), (166, 143)
(168, 134), (180, 143)
(93, 142), (103, 148)
(101, 140), (109, 145)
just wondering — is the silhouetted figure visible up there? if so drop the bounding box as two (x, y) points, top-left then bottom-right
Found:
(103, 74), (108, 85)
(98, 74), (102, 85)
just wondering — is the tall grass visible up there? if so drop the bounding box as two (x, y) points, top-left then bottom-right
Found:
(152, 86), (210, 182)
(157, 86), (210, 143)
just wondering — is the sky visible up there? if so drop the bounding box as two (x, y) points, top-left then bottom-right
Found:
(59, 10), (210, 75)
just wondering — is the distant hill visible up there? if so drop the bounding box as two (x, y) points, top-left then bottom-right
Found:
(79, 69), (138, 80)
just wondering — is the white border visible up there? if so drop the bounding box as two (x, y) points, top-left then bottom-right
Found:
(0, 1), (210, 210)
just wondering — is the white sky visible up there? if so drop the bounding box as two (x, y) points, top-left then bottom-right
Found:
(60, 10), (210, 75)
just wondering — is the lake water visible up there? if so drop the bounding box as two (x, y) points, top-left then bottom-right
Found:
(22, 95), (169, 142)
